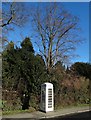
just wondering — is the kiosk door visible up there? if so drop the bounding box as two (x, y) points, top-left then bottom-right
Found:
(41, 88), (45, 110)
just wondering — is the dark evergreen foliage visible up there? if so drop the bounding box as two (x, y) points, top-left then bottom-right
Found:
(70, 62), (91, 80)
(2, 37), (47, 110)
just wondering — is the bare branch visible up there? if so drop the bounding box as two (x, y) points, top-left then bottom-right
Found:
(1, 2), (29, 28)
(31, 3), (81, 71)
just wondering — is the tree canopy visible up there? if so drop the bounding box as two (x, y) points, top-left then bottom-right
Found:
(2, 37), (47, 110)
(31, 3), (81, 72)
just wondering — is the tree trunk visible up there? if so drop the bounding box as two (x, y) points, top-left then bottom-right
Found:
(47, 38), (53, 73)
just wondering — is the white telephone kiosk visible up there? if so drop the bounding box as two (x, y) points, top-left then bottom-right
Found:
(40, 82), (54, 112)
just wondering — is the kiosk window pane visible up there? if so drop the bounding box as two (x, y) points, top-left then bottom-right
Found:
(42, 89), (45, 108)
(48, 89), (52, 108)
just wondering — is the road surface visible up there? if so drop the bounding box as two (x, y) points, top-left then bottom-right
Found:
(41, 111), (91, 120)
(2, 106), (90, 120)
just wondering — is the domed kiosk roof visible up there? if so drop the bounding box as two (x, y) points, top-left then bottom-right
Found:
(41, 82), (53, 87)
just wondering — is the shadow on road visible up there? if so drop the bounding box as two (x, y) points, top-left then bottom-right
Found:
(41, 111), (91, 120)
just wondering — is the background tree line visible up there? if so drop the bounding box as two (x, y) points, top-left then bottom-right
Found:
(2, 37), (90, 111)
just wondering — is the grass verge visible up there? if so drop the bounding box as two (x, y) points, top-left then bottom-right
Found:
(55, 103), (89, 110)
(2, 107), (36, 115)
(2, 103), (89, 115)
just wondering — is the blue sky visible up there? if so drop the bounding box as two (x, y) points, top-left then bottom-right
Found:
(63, 2), (89, 63)
(4, 2), (89, 64)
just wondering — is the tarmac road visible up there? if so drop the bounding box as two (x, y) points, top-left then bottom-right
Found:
(40, 111), (91, 120)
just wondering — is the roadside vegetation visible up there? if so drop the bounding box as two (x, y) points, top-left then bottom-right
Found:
(2, 37), (90, 114)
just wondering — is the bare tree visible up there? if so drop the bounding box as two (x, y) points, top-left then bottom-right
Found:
(31, 3), (81, 72)
(1, 2), (29, 49)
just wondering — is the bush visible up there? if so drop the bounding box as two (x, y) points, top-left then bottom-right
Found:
(2, 90), (22, 111)
(29, 94), (40, 110)
(53, 75), (89, 108)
